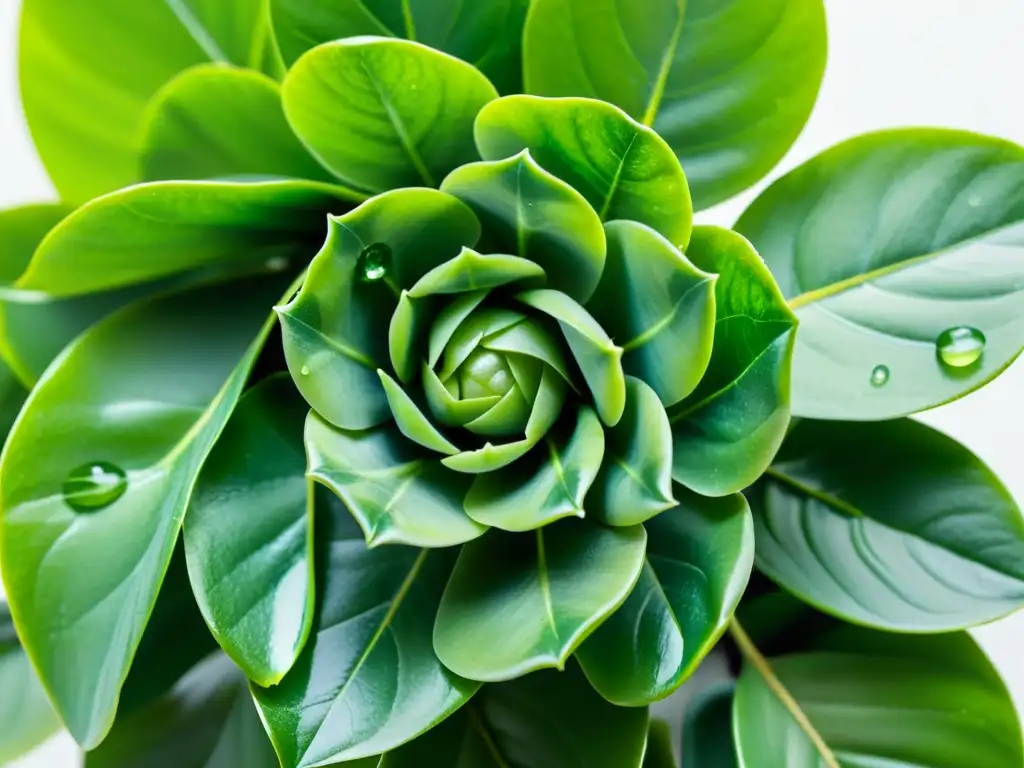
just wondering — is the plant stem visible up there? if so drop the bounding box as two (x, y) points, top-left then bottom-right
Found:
(728, 617), (841, 768)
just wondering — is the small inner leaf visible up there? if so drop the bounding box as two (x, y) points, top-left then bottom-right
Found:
(409, 248), (546, 297)
(378, 370), (460, 455)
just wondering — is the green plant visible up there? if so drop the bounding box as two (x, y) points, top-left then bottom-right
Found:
(1, 1), (1023, 766)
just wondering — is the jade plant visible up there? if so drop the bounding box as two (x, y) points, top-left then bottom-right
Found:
(1, 1), (1023, 766)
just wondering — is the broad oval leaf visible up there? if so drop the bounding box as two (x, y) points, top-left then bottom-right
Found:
(278, 188), (480, 430)
(0, 275), (289, 748)
(185, 375), (314, 688)
(252, 488), (478, 768)
(475, 96), (692, 246)
(382, 662), (650, 768)
(588, 221), (716, 408)
(735, 129), (1024, 420)
(86, 654), (278, 768)
(516, 289), (626, 425)
(523, 0), (827, 209)
(750, 418), (1024, 631)
(733, 623), (1024, 768)
(0, 604), (60, 765)
(19, 0), (267, 201)
(576, 488), (753, 706)
(669, 226), (797, 497)
(305, 410), (485, 548)
(682, 683), (738, 768)
(588, 377), (675, 527)
(464, 406), (605, 531)
(270, 0), (530, 94)
(140, 64), (334, 183)
(283, 37), (498, 193)
(434, 518), (647, 681)
(441, 152), (607, 303)
(16, 180), (360, 297)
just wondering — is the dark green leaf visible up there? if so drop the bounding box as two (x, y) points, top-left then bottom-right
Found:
(434, 518), (646, 681)
(669, 226), (796, 497)
(19, 0), (266, 201)
(282, 38), (498, 192)
(0, 276), (289, 748)
(185, 375), (314, 687)
(682, 684), (737, 768)
(16, 180), (359, 297)
(589, 377), (675, 527)
(643, 720), (677, 768)
(735, 129), (1024, 420)
(278, 188), (480, 430)
(464, 406), (605, 531)
(589, 221), (716, 408)
(306, 410), (484, 548)
(523, 0), (827, 208)
(270, 0), (530, 94)
(733, 623), (1024, 767)
(253, 489), (477, 768)
(86, 654), (277, 768)
(577, 488), (752, 705)
(382, 662), (650, 768)
(0, 604), (60, 764)
(140, 64), (333, 183)
(751, 418), (1024, 631)
(442, 152), (607, 303)
(475, 96), (692, 246)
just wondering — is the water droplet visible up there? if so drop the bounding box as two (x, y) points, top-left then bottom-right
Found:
(265, 256), (290, 272)
(968, 194), (983, 208)
(870, 365), (890, 387)
(356, 243), (392, 283)
(62, 462), (127, 513)
(300, 365), (310, 376)
(936, 326), (986, 368)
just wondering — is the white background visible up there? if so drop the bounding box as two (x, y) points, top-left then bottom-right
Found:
(3, 0), (1024, 764)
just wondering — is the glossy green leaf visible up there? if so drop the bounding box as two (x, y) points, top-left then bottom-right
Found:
(576, 488), (753, 706)
(426, 291), (490, 369)
(643, 721), (677, 768)
(442, 152), (607, 303)
(733, 624), (1024, 768)
(523, 0), (827, 209)
(437, 308), (527, 381)
(434, 518), (646, 681)
(477, 317), (574, 387)
(0, 276), (288, 748)
(140, 64), (333, 183)
(0, 604), (60, 765)
(422, 364), (500, 427)
(185, 375), (313, 688)
(278, 188), (480, 430)
(283, 38), (498, 193)
(253, 488), (478, 768)
(270, 0), (530, 94)
(669, 226), (796, 497)
(378, 371), (461, 455)
(0, 203), (176, 389)
(735, 129), (1024, 420)
(464, 406), (605, 531)
(516, 289), (626, 425)
(306, 410), (485, 548)
(476, 96), (692, 247)
(20, 0), (266, 201)
(589, 377), (675, 527)
(86, 654), (278, 768)
(409, 248), (546, 297)
(382, 662), (650, 768)
(682, 683), (738, 768)
(16, 180), (358, 297)
(751, 418), (1024, 631)
(589, 221), (716, 408)
(388, 291), (434, 385)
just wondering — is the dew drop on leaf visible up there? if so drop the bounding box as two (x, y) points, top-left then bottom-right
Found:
(870, 365), (890, 387)
(62, 461), (127, 513)
(300, 365), (311, 376)
(936, 326), (986, 368)
(356, 243), (392, 283)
